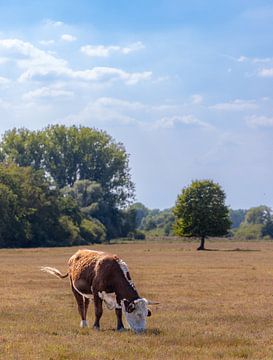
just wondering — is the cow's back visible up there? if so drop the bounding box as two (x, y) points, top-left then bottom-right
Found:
(68, 249), (105, 281)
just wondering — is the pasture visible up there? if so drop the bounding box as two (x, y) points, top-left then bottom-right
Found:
(1, 239), (273, 359)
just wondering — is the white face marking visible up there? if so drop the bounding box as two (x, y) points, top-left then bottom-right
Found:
(122, 298), (149, 333)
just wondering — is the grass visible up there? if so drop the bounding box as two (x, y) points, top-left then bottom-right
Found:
(1, 239), (273, 359)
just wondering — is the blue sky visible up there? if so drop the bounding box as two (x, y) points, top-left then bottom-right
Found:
(0, 1), (273, 210)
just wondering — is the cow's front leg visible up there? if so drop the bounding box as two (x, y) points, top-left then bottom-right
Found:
(115, 306), (124, 331)
(93, 294), (103, 330)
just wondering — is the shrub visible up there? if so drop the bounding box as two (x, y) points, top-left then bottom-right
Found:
(80, 218), (106, 243)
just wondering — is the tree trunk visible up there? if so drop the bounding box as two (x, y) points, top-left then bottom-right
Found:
(197, 236), (205, 251)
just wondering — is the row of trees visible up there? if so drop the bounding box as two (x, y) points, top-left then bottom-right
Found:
(131, 183), (273, 249)
(0, 126), (137, 247)
(0, 125), (272, 249)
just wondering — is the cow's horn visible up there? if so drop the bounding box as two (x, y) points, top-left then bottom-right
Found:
(146, 300), (160, 305)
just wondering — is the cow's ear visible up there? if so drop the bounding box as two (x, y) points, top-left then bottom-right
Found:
(147, 309), (152, 317)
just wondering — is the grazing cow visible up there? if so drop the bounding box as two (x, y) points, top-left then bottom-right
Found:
(41, 249), (157, 333)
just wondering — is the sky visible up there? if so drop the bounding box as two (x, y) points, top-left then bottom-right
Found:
(0, 0), (273, 210)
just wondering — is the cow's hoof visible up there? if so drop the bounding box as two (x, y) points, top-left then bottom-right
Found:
(117, 327), (126, 332)
(93, 325), (100, 331)
(80, 320), (88, 328)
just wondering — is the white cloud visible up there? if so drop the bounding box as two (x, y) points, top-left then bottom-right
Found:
(94, 97), (146, 110)
(80, 41), (144, 57)
(61, 34), (77, 42)
(23, 86), (74, 101)
(44, 19), (64, 27)
(152, 115), (212, 130)
(0, 76), (10, 85)
(209, 99), (258, 111)
(237, 56), (248, 63)
(81, 45), (119, 57)
(0, 38), (151, 85)
(121, 41), (145, 54)
(236, 55), (273, 65)
(258, 68), (273, 77)
(0, 38), (67, 71)
(64, 97), (211, 130)
(246, 115), (273, 128)
(66, 98), (137, 126)
(39, 40), (55, 46)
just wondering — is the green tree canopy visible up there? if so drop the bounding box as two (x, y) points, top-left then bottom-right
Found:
(173, 179), (231, 250)
(0, 125), (134, 207)
(0, 164), (109, 248)
(244, 205), (272, 225)
(234, 205), (273, 240)
(0, 164), (71, 247)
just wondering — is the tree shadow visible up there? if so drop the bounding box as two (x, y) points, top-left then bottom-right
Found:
(201, 248), (261, 252)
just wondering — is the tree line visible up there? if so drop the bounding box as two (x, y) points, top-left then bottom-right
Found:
(132, 200), (273, 244)
(0, 125), (272, 248)
(0, 126), (137, 247)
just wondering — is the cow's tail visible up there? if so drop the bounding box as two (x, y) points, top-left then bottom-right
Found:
(41, 266), (68, 279)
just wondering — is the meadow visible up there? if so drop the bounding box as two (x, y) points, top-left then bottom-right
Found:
(1, 239), (273, 359)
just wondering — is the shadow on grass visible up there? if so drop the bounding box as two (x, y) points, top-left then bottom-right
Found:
(201, 248), (261, 252)
(99, 327), (161, 336)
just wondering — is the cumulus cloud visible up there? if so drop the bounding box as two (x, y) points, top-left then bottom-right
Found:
(64, 97), (211, 130)
(80, 41), (144, 57)
(209, 99), (258, 111)
(246, 115), (273, 128)
(61, 34), (77, 42)
(0, 38), (151, 85)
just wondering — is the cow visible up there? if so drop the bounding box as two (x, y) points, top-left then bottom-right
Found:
(41, 249), (157, 333)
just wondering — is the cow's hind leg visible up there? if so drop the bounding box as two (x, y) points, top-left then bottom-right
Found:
(93, 294), (103, 330)
(72, 286), (89, 328)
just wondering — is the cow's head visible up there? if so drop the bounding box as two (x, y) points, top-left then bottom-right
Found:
(121, 298), (152, 333)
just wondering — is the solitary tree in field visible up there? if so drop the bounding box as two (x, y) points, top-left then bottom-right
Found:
(173, 180), (231, 250)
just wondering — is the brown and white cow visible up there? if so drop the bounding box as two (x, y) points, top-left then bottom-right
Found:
(41, 249), (156, 333)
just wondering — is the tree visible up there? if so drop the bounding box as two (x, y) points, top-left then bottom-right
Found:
(0, 163), (106, 248)
(234, 206), (273, 240)
(129, 202), (149, 228)
(0, 125), (134, 208)
(173, 180), (231, 250)
(244, 206), (271, 225)
(229, 209), (247, 229)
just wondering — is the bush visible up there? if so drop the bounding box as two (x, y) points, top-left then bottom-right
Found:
(59, 216), (85, 246)
(234, 224), (263, 240)
(80, 218), (106, 243)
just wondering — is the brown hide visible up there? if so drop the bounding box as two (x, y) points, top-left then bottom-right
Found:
(68, 250), (139, 303)
(41, 249), (151, 331)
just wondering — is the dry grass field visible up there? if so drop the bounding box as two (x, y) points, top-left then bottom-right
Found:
(1, 239), (273, 360)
